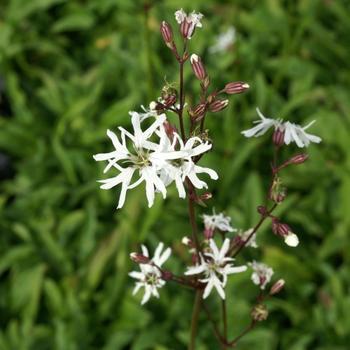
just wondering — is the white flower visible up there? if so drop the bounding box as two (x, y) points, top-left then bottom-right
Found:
(239, 228), (258, 248)
(157, 133), (218, 198)
(175, 8), (187, 23)
(242, 108), (322, 148)
(209, 27), (236, 53)
(94, 109), (218, 209)
(284, 232), (299, 247)
(185, 239), (247, 299)
(249, 261), (274, 290)
(174, 9), (204, 39)
(203, 210), (236, 233)
(93, 113), (168, 208)
(129, 242), (171, 305)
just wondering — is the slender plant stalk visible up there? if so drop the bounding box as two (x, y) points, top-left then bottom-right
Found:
(231, 203), (277, 258)
(189, 289), (203, 350)
(228, 321), (257, 347)
(222, 299), (228, 349)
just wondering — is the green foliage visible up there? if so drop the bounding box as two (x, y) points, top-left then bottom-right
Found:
(1, 0), (350, 349)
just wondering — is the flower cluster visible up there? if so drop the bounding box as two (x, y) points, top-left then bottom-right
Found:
(94, 7), (323, 348)
(242, 108), (322, 148)
(93, 111), (217, 208)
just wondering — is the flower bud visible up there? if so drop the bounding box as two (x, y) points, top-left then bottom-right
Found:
(163, 121), (178, 141)
(190, 103), (207, 121)
(272, 128), (285, 147)
(163, 94), (177, 108)
(272, 219), (290, 237)
(288, 153), (309, 165)
(257, 205), (268, 216)
(204, 227), (214, 240)
(182, 236), (192, 246)
(269, 279), (285, 295)
(272, 219), (299, 247)
(190, 54), (207, 81)
(269, 177), (286, 203)
(200, 192), (212, 201)
(251, 304), (268, 322)
(161, 270), (173, 281)
(209, 99), (229, 113)
(130, 252), (150, 264)
(180, 20), (194, 39)
(160, 21), (174, 48)
(224, 81), (250, 94)
(284, 232), (299, 247)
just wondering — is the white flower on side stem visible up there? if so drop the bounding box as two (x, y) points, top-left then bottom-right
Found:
(249, 261), (274, 290)
(129, 242), (171, 305)
(242, 108), (322, 148)
(239, 228), (258, 248)
(203, 209), (236, 235)
(185, 239), (247, 299)
(209, 27), (236, 54)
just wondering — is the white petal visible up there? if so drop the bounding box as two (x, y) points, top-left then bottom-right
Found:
(141, 286), (152, 305)
(203, 278), (214, 299)
(129, 271), (144, 280)
(185, 264), (206, 276)
(158, 247), (171, 267)
(284, 233), (299, 247)
(117, 168), (135, 209)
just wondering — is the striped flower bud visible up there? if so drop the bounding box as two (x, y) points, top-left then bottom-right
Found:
(160, 21), (174, 48)
(273, 127), (285, 147)
(288, 153), (309, 165)
(209, 99), (229, 113)
(180, 20), (194, 39)
(270, 279), (285, 295)
(130, 252), (150, 264)
(190, 54), (207, 81)
(224, 81), (250, 94)
(190, 103), (207, 121)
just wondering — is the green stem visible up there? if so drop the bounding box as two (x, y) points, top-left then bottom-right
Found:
(189, 290), (202, 350)
(222, 299), (228, 349)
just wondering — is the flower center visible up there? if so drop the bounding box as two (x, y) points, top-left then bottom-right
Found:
(145, 272), (159, 285)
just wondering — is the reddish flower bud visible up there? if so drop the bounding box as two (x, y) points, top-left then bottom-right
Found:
(163, 94), (177, 108)
(200, 192), (212, 201)
(272, 219), (291, 237)
(160, 21), (174, 48)
(180, 20), (194, 39)
(161, 270), (173, 281)
(130, 252), (150, 264)
(224, 81), (250, 94)
(288, 153), (309, 165)
(270, 279), (285, 295)
(204, 227), (214, 240)
(190, 103), (207, 121)
(163, 121), (178, 141)
(257, 205), (268, 216)
(209, 99), (229, 113)
(190, 54), (207, 81)
(272, 127), (285, 147)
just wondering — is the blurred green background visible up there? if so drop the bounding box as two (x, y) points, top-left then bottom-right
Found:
(1, 0), (350, 349)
